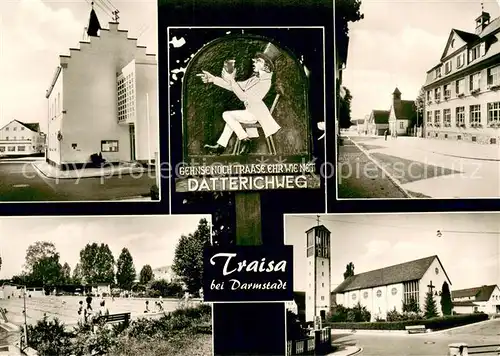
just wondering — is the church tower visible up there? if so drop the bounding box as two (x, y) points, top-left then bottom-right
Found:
(305, 223), (331, 323)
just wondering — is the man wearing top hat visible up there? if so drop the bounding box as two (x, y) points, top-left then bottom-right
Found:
(198, 42), (282, 154)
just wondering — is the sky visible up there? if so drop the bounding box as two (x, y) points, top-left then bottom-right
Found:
(343, 0), (500, 121)
(0, 214), (209, 279)
(0, 0), (157, 132)
(285, 213), (500, 292)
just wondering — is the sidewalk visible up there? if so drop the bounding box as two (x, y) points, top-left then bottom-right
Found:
(346, 135), (500, 198)
(33, 161), (151, 180)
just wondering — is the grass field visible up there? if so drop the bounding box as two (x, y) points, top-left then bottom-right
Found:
(0, 296), (202, 327)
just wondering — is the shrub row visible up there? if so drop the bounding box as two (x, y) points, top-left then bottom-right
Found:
(28, 303), (212, 356)
(325, 313), (488, 331)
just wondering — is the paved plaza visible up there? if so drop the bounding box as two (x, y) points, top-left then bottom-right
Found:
(331, 319), (500, 355)
(342, 135), (500, 198)
(0, 296), (200, 328)
(0, 161), (155, 201)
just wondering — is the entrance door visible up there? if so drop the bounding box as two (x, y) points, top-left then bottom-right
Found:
(129, 124), (136, 161)
(320, 310), (326, 320)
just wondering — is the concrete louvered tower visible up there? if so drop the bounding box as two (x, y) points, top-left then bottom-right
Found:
(305, 223), (331, 323)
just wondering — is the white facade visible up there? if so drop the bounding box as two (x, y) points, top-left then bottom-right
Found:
(0, 120), (45, 156)
(334, 256), (452, 321)
(389, 105), (410, 136)
(91, 284), (111, 296)
(305, 226), (331, 322)
(286, 300), (299, 315)
(46, 22), (158, 167)
(453, 285), (500, 314)
(0, 284), (26, 299)
(424, 13), (500, 144)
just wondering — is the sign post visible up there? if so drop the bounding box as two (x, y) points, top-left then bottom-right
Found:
(173, 29), (324, 355)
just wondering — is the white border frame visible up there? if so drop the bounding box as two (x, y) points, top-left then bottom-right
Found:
(167, 26), (328, 214)
(0, 10), (162, 205)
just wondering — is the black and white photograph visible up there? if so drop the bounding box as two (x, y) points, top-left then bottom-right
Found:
(285, 213), (500, 356)
(0, 0), (160, 202)
(168, 27), (327, 194)
(336, 0), (500, 199)
(0, 215), (212, 355)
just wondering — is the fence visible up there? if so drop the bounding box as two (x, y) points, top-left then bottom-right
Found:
(449, 343), (500, 355)
(287, 327), (332, 355)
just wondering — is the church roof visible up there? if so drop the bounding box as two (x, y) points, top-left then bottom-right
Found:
(451, 284), (497, 302)
(371, 110), (390, 124)
(393, 87), (401, 95)
(332, 255), (449, 293)
(393, 100), (416, 120)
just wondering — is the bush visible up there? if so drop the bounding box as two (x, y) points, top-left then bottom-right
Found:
(328, 302), (370, 323)
(325, 313), (489, 331)
(27, 315), (73, 356)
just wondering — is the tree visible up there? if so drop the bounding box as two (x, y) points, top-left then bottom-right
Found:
(440, 282), (453, 315)
(72, 263), (83, 285)
(424, 290), (439, 319)
(343, 262), (355, 280)
(172, 219), (211, 295)
(60, 263), (71, 284)
(79, 243), (115, 284)
(31, 255), (62, 287)
(338, 84), (353, 129)
(139, 265), (154, 285)
(116, 248), (136, 291)
(24, 241), (57, 273)
(150, 279), (184, 298)
(413, 86), (425, 128)
(403, 297), (421, 313)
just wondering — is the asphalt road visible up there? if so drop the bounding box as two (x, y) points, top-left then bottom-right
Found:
(0, 162), (155, 201)
(332, 319), (500, 356)
(337, 138), (409, 199)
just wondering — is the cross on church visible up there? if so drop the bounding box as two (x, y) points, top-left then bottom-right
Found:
(427, 281), (435, 294)
(316, 215), (320, 226)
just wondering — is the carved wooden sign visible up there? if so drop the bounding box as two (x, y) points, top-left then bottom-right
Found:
(175, 34), (320, 192)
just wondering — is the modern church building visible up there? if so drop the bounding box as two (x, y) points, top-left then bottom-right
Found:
(45, 6), (158, 169)
(332, 255), (452, 321)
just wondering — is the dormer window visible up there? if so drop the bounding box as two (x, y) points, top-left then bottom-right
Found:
(445, 60), (452, 74)
(469, 45), (481, 62)
(457, 53), (465, 68)
(435, 67), (442, 79)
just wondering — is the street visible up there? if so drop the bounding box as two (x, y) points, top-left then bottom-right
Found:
(0, 161), (155, 201)
(332, 319), (500, 355)
(339, 135), (500, 198)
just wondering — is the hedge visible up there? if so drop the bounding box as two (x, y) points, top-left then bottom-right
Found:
(325, 313), (489, 331)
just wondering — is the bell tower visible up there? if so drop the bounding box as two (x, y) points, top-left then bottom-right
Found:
(305, 221), (331, 323)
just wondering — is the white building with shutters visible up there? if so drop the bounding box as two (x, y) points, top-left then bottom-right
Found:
(0, 120), (45, 156)
(332, 256), (452, 322)
(45, 8), (158, 169)
(423, 11), (500, 144)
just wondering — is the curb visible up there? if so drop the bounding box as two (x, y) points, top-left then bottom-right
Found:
(327, 346), (363, 356)
(32, 163), (152, 180)
(346, 136), (414, 198)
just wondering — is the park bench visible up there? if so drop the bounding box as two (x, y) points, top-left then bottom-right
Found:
(405, 325), (426, 334)
(195, 322), (212, 334)
(95, 312), (131, 325)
